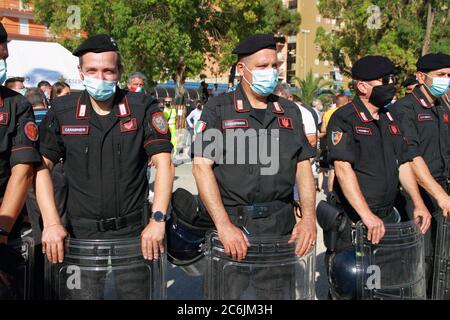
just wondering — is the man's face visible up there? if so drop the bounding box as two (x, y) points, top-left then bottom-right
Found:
(237, 49), (278, 86)
(356, 75), (394, 99)
(39, 85), (51, 95)
(11, 81), (25, 92)
(0, 42), (8, 60)
(58, 87), (71, 97)
(78, 51), (122, 82)
(128, 77), (145, 91)
(417, 67), (450, 87)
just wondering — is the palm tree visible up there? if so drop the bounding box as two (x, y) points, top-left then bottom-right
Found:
(292, 70), (333, 105)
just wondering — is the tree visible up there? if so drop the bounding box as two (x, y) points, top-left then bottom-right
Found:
(30, 0), (300, 102)
(292, 70), (333, 105)
(315, 0), (450, 81)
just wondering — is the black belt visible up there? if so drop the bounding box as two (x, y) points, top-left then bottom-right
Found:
(69, 208), (143, 232)
(226, 200), (290, 220)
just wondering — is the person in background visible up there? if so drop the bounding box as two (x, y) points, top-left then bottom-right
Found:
(37, 80), (52, 101)
(321, 94), (350, 193)
(127, 72), (147, 93)
(186, 100), (203, 133)
(5, 77), (26, 95)
(50, 82), (70, 102)
(402, 76), (419, 95)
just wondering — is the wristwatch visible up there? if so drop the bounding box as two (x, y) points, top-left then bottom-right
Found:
(151, 211), (167, 222)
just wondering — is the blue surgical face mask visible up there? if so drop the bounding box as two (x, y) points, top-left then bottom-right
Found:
(243, 64), (279, 96)
(424, 73), (450, 98)
(82, 75), (117, 101)
(0, 60), (7, 84)
(19, 88), (27, 96)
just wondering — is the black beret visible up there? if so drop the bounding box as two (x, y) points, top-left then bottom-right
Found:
(402, 76), (418, 88)
(232, 34), (277, 58)
(73, 34), (119, 57)
(0, 23), (7, 43)
(351, 55), (394, 80)
(416, 53), (450, 72)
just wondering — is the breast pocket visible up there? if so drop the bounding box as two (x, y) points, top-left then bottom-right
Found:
(63, 135), (91, 184)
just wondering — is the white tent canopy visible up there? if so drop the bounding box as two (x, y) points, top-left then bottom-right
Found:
(6, 40), (84, 90)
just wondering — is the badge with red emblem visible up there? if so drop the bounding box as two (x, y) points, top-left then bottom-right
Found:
(443, 114), (449, 124)
(278, 117), (293, 129)
(24, 121), (39, 142)
(120, 118), (138, 132)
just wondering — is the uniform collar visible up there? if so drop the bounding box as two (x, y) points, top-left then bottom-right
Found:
(351, 96), (374, 123)
(411, 86), (434, 109)
(76, 87), (128, 120)
(233, 84), (284, 115)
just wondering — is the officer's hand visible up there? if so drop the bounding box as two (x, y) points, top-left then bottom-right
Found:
(42, 224), (68, 264)
(437, 195), (450, 219)
(289, 217), (317, 257)
(413, 205), (432, 234)
(217, 223), (250, 261)
(141, 220), (165, 260)
(361, 213), (385, 245)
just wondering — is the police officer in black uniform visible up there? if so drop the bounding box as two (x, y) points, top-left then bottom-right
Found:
(389, 53), (450, 297)
(34, 35), (174, 298)
(0, 23), (41, 298)
(326, 56), (431, 255)
(192, 34), (317, 299)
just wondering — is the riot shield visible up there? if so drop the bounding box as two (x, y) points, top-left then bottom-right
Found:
(204, 231), (315, 300)
(355, 220), (426, 300)
(1, 237), (34, 300)
(45, 237), (166, 300)
(432, 215), (450, 300)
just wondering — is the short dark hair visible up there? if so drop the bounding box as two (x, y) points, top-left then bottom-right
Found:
(50, 81), (70, 101)
(37, 80), (51, 88)
(4, 77), (24, 87)
(25, 87), (46, 107)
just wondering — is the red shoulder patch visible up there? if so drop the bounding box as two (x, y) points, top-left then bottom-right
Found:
(24, 121), (39, 141)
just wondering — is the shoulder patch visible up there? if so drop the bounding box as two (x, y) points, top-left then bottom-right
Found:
(195, 120), (207, 133)
(151, 112), (169, 134)
(331, 131), (343, 145)
(24, 121), (39, 141)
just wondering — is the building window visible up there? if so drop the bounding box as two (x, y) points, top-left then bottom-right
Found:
(324, 18), (331, 24)
(323, 73), (330, 80)
(314, 59), (320, 66)
(331, 19), (337, 25)
(316, 15), (321, 23)
(324, 60), (329, 66)
(287, 0), (297, 10)
(19, 18), (29, 35)
(314, 44), (320, 51)
(314, 73), (319, 79)
(19, 0), (30, 11)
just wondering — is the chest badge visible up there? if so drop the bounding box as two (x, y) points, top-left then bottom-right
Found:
(0, 112), (8, 125)
(222, 119), (249, 130)
(355, 126), (373, 136)
(417, 114), (433, 121)
(61, 125), (90, 135)
(278, 117), (293, 129)
(120, 118), (138, 132)
(389, 124), (400, 135)
(443, 114), (449, 124)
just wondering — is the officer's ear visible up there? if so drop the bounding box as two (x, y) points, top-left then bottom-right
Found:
(355, 80), (369, 96)
(416, 72), (426, 85)
(77, 64), (84, 81)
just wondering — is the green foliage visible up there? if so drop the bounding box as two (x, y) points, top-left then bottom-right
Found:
(31, 0), (301, 86)
(316, 0), (450, 81)
(292, 70), (333, 105)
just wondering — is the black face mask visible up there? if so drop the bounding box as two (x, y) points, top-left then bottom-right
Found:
(369, 84), (396, 108)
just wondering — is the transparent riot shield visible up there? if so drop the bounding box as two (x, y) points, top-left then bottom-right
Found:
(432, 215), (450, 300)
(3, 237), (35, 300)
(204, 231), (315, 300)
(355, 220), (426, 300)
(45, 237), (166, 300)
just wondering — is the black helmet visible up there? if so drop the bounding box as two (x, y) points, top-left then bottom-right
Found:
(329, 247), (360, 300)
(166, 188), (214, 266)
